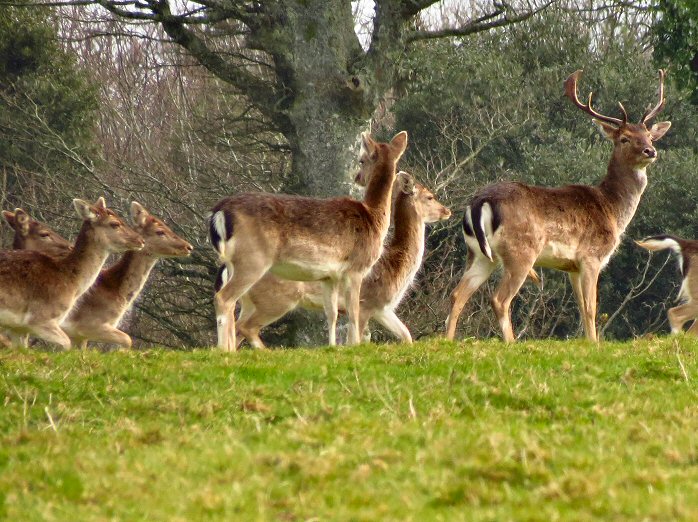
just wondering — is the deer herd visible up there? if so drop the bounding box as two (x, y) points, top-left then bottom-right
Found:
(0, 70), (695, 351)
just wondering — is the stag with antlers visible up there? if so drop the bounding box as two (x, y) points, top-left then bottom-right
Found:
(446, 70), (671, 342)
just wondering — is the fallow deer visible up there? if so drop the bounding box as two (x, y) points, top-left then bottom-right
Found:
(61, 202), (193, 349)
(209, 131), (408, 351)
(0, 198), (144, 349)
(217, 172), (451, 348)
(2, 208), (72, 258)
(445, 70), (671, 342)
(2, 208), (73, 347)
(636, 236), (698, 336)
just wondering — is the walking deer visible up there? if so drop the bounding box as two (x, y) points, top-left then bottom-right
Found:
(217, 172), (451, 348)
(62, 202), (193, 349)
(446, 70), (671, 342)
(636, 236), (698, 335)
(3, 208), (72, 258)
(209, 131), (408, 351)
(0, 198), (144, 349)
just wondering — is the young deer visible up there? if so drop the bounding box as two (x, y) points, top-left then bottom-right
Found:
(209, 131), (408, 351)
(2, 208), (73, 258)
(217, 172), (451, 348)
(0, 198), (144, 349)
(61, 202), (193, 349)
(446, 70), (671, 342)
(636, 236), (698, 336)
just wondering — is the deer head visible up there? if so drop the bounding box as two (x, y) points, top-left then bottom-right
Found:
(130, 201), (194, 257)
(395, 171), (451, 223)
(3, 208), (72, 257)
(354, 131), (408, 186)
(564, 69), (672, 169)
(73, 197), (144, 252)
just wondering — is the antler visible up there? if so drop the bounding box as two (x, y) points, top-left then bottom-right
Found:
(640, 69), (665, 125)
(564, 70), (626, 126)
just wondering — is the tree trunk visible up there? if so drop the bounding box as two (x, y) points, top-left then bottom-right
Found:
(257, 0), (377, 197)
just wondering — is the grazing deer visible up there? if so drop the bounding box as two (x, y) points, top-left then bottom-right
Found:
(217, 172), (451, 348)
(446, 70), (671, 342)
(61, 202), (193, 349)
(2, 208), (72, 258)
(209, 131), (408, 351)
(0, 198), (144, 349)
(636, 236), (698, 335)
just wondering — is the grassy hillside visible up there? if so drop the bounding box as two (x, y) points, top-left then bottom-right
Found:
(2, 337), (698, 521)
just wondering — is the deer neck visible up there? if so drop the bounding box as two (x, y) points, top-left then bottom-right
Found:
(60, 223), (111, 297)
(379, 201), (425, 294)
(102, 250), (159, 305)
(598, 153), (648, 234)
(362, 158), (397, 233)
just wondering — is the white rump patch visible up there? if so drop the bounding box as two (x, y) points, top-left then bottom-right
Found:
(212, 211), (227, 254)
(480, 202), (494, 260)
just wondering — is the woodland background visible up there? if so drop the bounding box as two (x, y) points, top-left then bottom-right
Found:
(0, 0), (697, 347)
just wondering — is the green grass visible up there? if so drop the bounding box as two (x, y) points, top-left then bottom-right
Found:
(2, 337), (698, 521)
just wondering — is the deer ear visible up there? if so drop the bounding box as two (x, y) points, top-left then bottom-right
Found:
(396, 171), (415, 195)
(649, 121), (671, 141)
(390, 131), (408, 158)
(14, 209), (30, 236)
(130, 201), (149, 227)
(361, 131), (377, 159)
(73, 199), (98, 221)
(592, 119), (618, 141)
(95, 197), (107, 210)
(2, 210), (16, 227)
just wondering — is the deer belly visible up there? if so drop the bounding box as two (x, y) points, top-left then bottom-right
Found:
(535, 242), (580, 272)
(270, 260), (348, 282)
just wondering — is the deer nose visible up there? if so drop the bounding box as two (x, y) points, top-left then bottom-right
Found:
(185, 243), (194, 253)
(643, 148), (656, 158)
(443, 208), (452, 218)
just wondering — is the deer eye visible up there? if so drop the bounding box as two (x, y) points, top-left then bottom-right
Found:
(110, 222), (121, 229)
(39, 232), (51, 238)
(620, 137), (630, 144)
(156, 230), (166, 236)
(427, 195), (434, 201)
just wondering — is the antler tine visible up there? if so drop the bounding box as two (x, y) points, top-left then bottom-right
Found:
(564, 70), (624, 126)
(617, 102), (628, 124)
(640, 69), (666, 125)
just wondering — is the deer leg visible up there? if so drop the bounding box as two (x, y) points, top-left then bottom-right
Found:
(358, 308), (372, 344)
(373, 308), (412, 343)
(579, 264), (601, 342)
(322, 281), (339, 346)
(446, 254), (496, 340)
(687, 319), (698, 336)
(569, 271), (587, 336)
(344, 273), (363, 345)
(30, 322), (71, 350)
(668, 303), (698, 334)
(214, 260), (270, 352)
(491, 261), (532, 343)
(84, 326), (133, 348)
